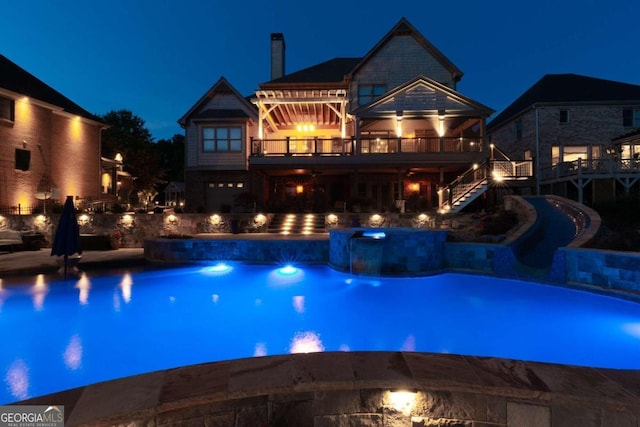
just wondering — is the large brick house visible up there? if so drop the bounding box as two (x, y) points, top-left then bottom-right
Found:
(180, 18), (503, 215)
(0, 54), (106, 214)
(487, 74), (640, 205)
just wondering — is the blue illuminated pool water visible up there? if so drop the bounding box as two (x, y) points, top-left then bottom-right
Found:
(1, 263), (640, 403)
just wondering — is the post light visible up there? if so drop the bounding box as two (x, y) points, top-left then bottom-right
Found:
(296, 185), (304, 194)
(438, 109), (445, 137)
(396, 111), (403, 137)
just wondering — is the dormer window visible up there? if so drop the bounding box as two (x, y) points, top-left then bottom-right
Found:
(357, 84), (386, 106)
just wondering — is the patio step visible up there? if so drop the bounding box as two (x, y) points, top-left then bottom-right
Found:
(267, 214), (326, 234)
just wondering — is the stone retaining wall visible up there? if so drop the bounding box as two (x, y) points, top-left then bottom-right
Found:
(26, 352), (640, 427)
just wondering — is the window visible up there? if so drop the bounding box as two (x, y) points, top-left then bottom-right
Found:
(514, 120), (522, 141)
(563, 146), (588, 163)
(357, 84), (386, 105)
(15, 149), (30, 171)
(623, 109), (640, 127)
(559, 110), (569, 123)
(202, 127), (242, 152)
(551, 146), (560, 166)
(0, 96), (14, 122)
(208, 181), (245, 189)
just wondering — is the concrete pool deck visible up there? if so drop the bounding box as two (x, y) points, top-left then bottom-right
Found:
(3, 242), (640, 426)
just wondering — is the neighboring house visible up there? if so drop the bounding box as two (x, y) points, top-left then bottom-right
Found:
(180, 18), (505, 214)
(163, 181), (185, 207)
(0, 54), (105, 214)
(487, 74), (640, 205)
(100, 153), (134, 211)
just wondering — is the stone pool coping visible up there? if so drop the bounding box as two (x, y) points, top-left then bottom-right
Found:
(20, 351), (640, 426)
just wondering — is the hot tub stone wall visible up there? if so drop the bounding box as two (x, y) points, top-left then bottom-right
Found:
(562, 248), (640, 294)
(144, 236), (329, 264)
(329, 229), (448, 276)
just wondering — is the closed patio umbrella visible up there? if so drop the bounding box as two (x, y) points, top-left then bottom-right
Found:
(51, 195), (82, 278)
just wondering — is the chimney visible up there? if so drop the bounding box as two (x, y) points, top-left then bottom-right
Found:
(270, 33), (285, 80)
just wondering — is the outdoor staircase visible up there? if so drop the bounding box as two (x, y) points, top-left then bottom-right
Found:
(439, 147), (534, 214)
(441, 178), (489, 214)
(267, 213), (326, 234)
(439, 162), (490, 214)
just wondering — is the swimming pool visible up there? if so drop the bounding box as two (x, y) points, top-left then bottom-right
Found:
(1, 263), (640, 404)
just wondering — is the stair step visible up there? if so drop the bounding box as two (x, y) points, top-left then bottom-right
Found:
(267, 214), (326, 234)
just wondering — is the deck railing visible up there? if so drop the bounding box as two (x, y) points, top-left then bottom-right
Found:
(491, 160), (533, 180)
(250, 136), (483, 156)
(541, 157), (640, 180)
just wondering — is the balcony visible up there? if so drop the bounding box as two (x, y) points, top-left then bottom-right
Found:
(541, 157), (640, 181)
(249, 136), (485, 169)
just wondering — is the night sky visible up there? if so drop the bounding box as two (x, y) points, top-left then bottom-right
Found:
(1, 0), (638, 140)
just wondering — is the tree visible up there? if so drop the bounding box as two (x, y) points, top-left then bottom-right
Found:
(100, 110), (165, 208)
(154, 134), (185, 183)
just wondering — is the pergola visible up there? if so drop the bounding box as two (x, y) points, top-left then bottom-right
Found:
(252, 89), (348, 138)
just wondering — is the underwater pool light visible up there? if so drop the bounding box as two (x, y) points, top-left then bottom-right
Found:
(202, 262), (233, 274)
(277, 265), (298, 275)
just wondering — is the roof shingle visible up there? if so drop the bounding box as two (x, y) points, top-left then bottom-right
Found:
(0, 54), (100, 122)
(261, 58), (361, 86)
(488, 74), (640, 130)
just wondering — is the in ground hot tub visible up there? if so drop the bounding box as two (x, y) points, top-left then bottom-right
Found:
(329, 228), (448, 276)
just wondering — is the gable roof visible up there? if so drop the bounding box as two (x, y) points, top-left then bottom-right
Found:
(0, 54), (101, 122)
(260, 57), (360, 87)
(348, 17), (463, 82)
(488, 74), (640, 130)
(178, 76), (257, 125)
(352, 75), (494, 118)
